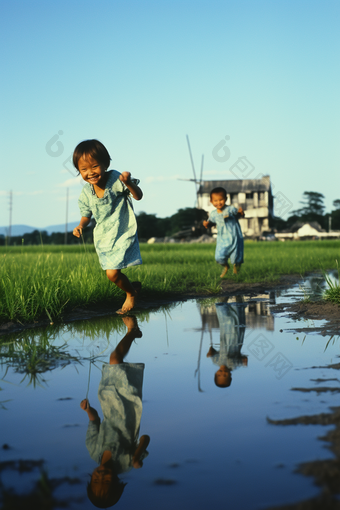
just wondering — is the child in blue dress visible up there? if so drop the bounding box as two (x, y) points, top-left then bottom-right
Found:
(72, 139), (143, 314)
(203, 187), (244, 277)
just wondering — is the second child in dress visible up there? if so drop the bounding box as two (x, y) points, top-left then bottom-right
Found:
(203, 187), (244, 278)
(72, 139), (142, 314)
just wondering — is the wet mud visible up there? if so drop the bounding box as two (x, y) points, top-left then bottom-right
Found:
(268, 401), (340, 509)
(0, 273), (304, 337)
(271, 300), (340, 337)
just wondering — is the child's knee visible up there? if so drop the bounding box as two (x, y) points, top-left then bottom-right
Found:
(106, 269), (120, 282)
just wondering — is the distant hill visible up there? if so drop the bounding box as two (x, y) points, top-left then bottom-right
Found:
(0, 222), (79, 237)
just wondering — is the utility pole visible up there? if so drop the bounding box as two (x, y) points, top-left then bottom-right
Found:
(64, 187), (69, 245)
(6, 190), (12, 246)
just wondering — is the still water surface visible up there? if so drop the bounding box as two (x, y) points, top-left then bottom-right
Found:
(1, 286), (338, 509)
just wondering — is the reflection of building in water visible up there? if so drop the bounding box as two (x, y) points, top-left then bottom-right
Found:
(199, 292), (275, 332)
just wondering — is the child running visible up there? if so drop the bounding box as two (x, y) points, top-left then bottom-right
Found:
(203, 187), (244, 277)
(72, 139), (143, 314)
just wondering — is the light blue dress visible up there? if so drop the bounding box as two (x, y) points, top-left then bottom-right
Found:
(209, 206), (244, 266)
(210, 302), (247, 370)
(85, 362), (146, 474)
(78, 170), (142, 270)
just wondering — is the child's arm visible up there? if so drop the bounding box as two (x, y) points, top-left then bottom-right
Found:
(119, 172), (143, 200)
(237, 207), (244, 218)
(203, 220), (215, 229)
(225, 207), (244, 220)
(80, 398), (100, 422)
(73, 216), (92, 238)
(207, 346), (218, 357)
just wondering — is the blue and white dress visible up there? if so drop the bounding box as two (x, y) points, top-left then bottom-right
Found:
(210, 302), (247, 370)
(85, 362), (147, 474)
(209, 206), (244, 266)
(78, 170), (142, 270)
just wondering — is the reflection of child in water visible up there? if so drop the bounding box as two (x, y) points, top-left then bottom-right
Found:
(207, 302), (248, 388)
(80, 316), (150, 508)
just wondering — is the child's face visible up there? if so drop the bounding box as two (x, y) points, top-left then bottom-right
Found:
(78, 154), (107, 187)
(90, 466), (113, 498)
(215, 365), (232, 387)
(210, 192), (227, 211)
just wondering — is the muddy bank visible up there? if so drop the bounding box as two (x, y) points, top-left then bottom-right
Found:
(271, 300), (340, 337)
(268, 402), (340, 509)
(1, 273), (338, 337)
(0, 274), (299, 337)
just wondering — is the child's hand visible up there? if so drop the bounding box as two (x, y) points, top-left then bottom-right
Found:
(80, 398), (89, 410)
(203, 220), (209, 229)
(119, 172), (132, 185)
(207, 346), (218, 358)
(238, 207), (244, 216)
(73, 226), (83, 238)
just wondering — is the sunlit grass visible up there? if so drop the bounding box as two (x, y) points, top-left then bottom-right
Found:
(1, 240), (339, 322)
(323, 261), (340, 305)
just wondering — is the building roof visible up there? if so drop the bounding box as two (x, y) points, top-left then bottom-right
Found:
(282, 221), (325, 233)
(198, 175), (271, 194)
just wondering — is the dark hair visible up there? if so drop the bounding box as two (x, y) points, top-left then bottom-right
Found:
(87, 479), (127, 508)
(210, 187), (227, 199)
(73, 139), (111, 172)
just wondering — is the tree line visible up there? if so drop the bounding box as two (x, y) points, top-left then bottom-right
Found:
(1, 207), (208, 246)
(270, 191), (340, 232)
(2, 192), (339, 246)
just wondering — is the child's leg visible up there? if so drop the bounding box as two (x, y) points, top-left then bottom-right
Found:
(106, 269), (138, 313)
(132, 435), (150, 469)
(220, 262), (230, 278)
(233, 264), (241, 274)
(109, 317), (142, 364)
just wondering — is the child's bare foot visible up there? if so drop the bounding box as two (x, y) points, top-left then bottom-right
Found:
(116, 281), (141, 314)
(116, 293), (136, 315)
(220, 264), (229, 278)
(233, 264), (240, 274)
(121, 315), (143, 337)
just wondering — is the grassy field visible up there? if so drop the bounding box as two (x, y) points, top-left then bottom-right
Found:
(0, 241), (339, 323)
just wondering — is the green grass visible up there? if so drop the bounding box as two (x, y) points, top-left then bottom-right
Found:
(1, 240), (339, 323)
(323, 261), (340, 305)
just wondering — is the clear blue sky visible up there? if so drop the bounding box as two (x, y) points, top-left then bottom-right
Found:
(1, 0), (339, 228)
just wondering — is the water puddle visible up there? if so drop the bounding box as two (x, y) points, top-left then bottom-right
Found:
(1, 283), (339, 509)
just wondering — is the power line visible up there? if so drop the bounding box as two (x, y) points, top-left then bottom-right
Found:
(64, 188), (69, 245)
(6, 190), (13, 245)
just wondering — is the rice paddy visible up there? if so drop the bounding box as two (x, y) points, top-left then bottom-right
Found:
(1, 240), (339, 323)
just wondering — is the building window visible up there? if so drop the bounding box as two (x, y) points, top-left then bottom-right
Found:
(246, 192), (253, 208)
(230, 193), (238, 204)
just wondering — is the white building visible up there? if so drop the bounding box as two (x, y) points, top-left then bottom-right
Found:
(197, 175), (274, 237)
